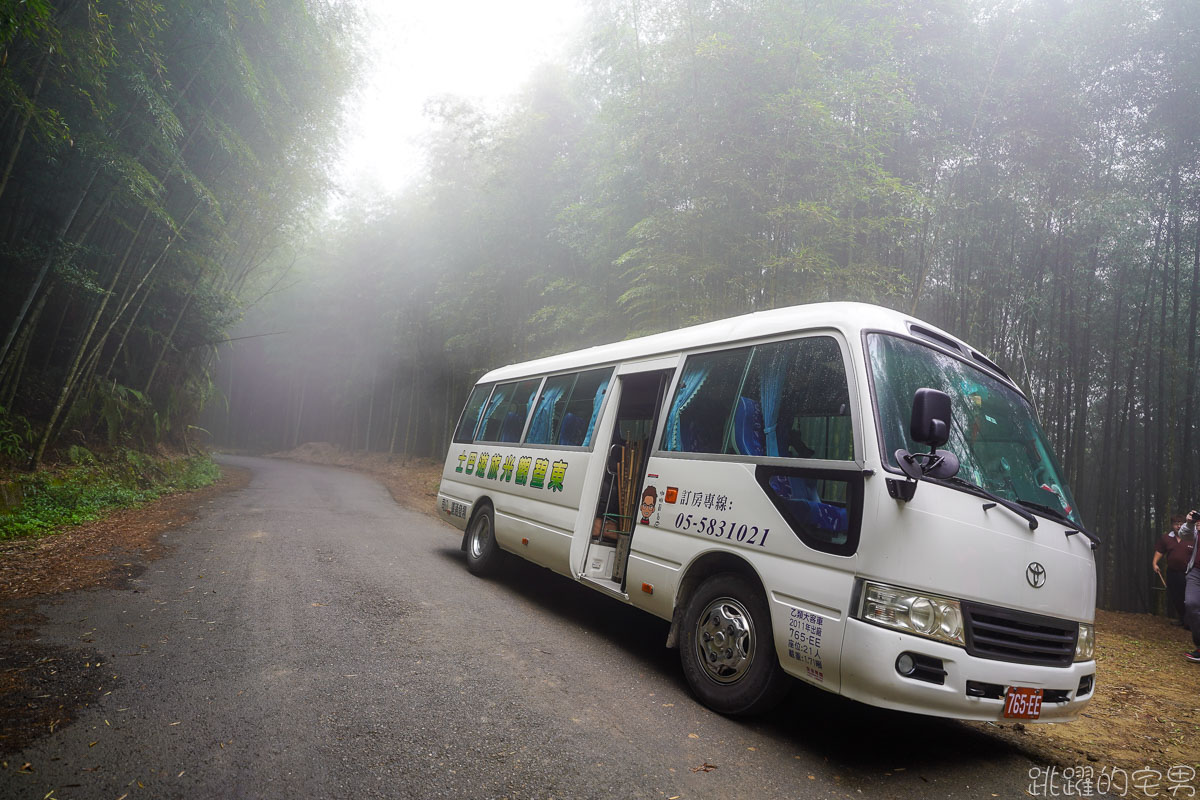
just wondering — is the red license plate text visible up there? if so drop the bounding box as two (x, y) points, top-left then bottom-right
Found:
(1003, 686), (1043, 719)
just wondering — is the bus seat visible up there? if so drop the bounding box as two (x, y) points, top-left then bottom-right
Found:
(499, 411), (524, 442)
(787, 498), (848, 536)
(788, 477), (819, 502)
(558, 412), (585, 446)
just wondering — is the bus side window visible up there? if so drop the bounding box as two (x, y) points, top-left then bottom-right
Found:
(478, 378), (541, 443)
(452, 383), (495, 444)
(661, 348), (751, 453)
(661, 335), (860, 554)
(734, 336), (853, 461)
(526, 368), (612, 448)
(566, 369), (611, 447)
(662, 336), (852, 463)
(755, 466), (860, 551)
(526, 374), (575, 445)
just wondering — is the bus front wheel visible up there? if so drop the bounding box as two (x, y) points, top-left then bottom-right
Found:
(679, 573), (789, 716)
(465, 505), (503, 576)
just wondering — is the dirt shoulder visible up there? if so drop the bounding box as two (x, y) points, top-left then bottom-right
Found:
(0, 467), (251, 605)
(0, 465), (251, 754)
(272, 443), (1200, 788)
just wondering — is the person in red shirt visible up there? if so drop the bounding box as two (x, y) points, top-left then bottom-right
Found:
(1176, 511), (1200, 662)
(1154, 515), (1193, 625)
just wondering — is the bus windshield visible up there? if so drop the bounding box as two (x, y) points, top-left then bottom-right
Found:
(868, 334), (1081, 527)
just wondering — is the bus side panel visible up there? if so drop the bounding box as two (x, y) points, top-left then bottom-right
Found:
(623, 528), (686, 621)
(629, 457), (857, 693)
(437, 478), (476, 532)
(440, 445), (592, 575)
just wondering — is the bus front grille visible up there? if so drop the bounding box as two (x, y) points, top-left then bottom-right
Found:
(961, 603), (1077, 667)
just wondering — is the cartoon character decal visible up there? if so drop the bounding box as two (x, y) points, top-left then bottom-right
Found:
(639, 485), (657, 525)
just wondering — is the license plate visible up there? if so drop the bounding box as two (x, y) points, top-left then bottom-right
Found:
(1003, 686), (1044, 719)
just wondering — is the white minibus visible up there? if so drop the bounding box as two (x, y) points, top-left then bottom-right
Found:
(436, 302), (1097, 721)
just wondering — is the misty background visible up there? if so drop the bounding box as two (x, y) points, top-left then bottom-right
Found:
(2, 0), (1199, 611)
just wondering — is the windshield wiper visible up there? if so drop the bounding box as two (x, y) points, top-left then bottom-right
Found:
(1014, 499), (1073, 525)
(1014, 500), (1101, 550)
(941, 476), (1038, 530)
(1063, 526), (1101, 550)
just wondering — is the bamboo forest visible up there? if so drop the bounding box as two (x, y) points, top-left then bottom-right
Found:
(3, 0), (1200, 613)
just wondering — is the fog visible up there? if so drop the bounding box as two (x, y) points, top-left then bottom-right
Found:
(52, 0), (1184, 613)
(335, 0), (587, 198)
(0, 0), (1192, 629)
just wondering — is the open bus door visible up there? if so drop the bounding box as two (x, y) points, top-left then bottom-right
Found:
(581, 368), (672, 592)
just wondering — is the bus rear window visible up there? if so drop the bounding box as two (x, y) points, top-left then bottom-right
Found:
(662, 336), (852, 460)
(526, 368), (612, 447)
(452, 383), (493, 443)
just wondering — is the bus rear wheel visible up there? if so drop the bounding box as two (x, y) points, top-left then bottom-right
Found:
(465, 505), (503, 576)
(679, 573), (789, 717)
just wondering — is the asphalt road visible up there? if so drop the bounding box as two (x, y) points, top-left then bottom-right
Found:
(0, 455), (1057, 799)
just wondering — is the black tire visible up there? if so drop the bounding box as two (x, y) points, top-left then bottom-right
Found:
(679, 572), (790, 717)
(464, 505), (504, 576)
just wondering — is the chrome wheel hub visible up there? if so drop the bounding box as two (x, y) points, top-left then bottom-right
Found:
(468, 516), (488, 558)
(695, 597), (755, 684)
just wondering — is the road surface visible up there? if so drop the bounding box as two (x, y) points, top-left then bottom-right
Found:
(0, 455), (1056, 799)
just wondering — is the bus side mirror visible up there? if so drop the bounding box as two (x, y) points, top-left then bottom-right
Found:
(910, 388), (952, 448)
(891, 388), (959, 500)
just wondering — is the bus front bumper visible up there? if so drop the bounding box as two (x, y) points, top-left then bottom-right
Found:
(838, 618), (1095, 722)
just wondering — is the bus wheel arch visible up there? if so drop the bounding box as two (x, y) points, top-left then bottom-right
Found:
(667, 552), (759, 648)
(673, 556), (789, 717)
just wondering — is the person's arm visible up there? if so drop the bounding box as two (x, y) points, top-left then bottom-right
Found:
(1153, 549), (1164, 576)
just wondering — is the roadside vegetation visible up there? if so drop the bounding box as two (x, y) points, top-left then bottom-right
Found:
(0, 447), (219, 541)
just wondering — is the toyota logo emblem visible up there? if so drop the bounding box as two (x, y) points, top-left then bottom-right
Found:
(1026, 562), (1047, 588)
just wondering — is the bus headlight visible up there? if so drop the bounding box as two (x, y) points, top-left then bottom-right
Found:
(860, 581), (965, 647)
(1075, 622), (1095, 662)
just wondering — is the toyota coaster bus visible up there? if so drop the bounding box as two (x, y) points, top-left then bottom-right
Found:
(436, 302), (1098, 721)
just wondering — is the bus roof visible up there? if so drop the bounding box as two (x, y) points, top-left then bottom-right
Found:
(478, 302), (1010, 388)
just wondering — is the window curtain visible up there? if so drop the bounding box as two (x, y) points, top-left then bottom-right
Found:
(477, 388), (508, 438)
(582, 377), (610, 447)
(527, 384), (565, 443)
(759, 348), (789, 458)
(664, 362), (712, 451)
